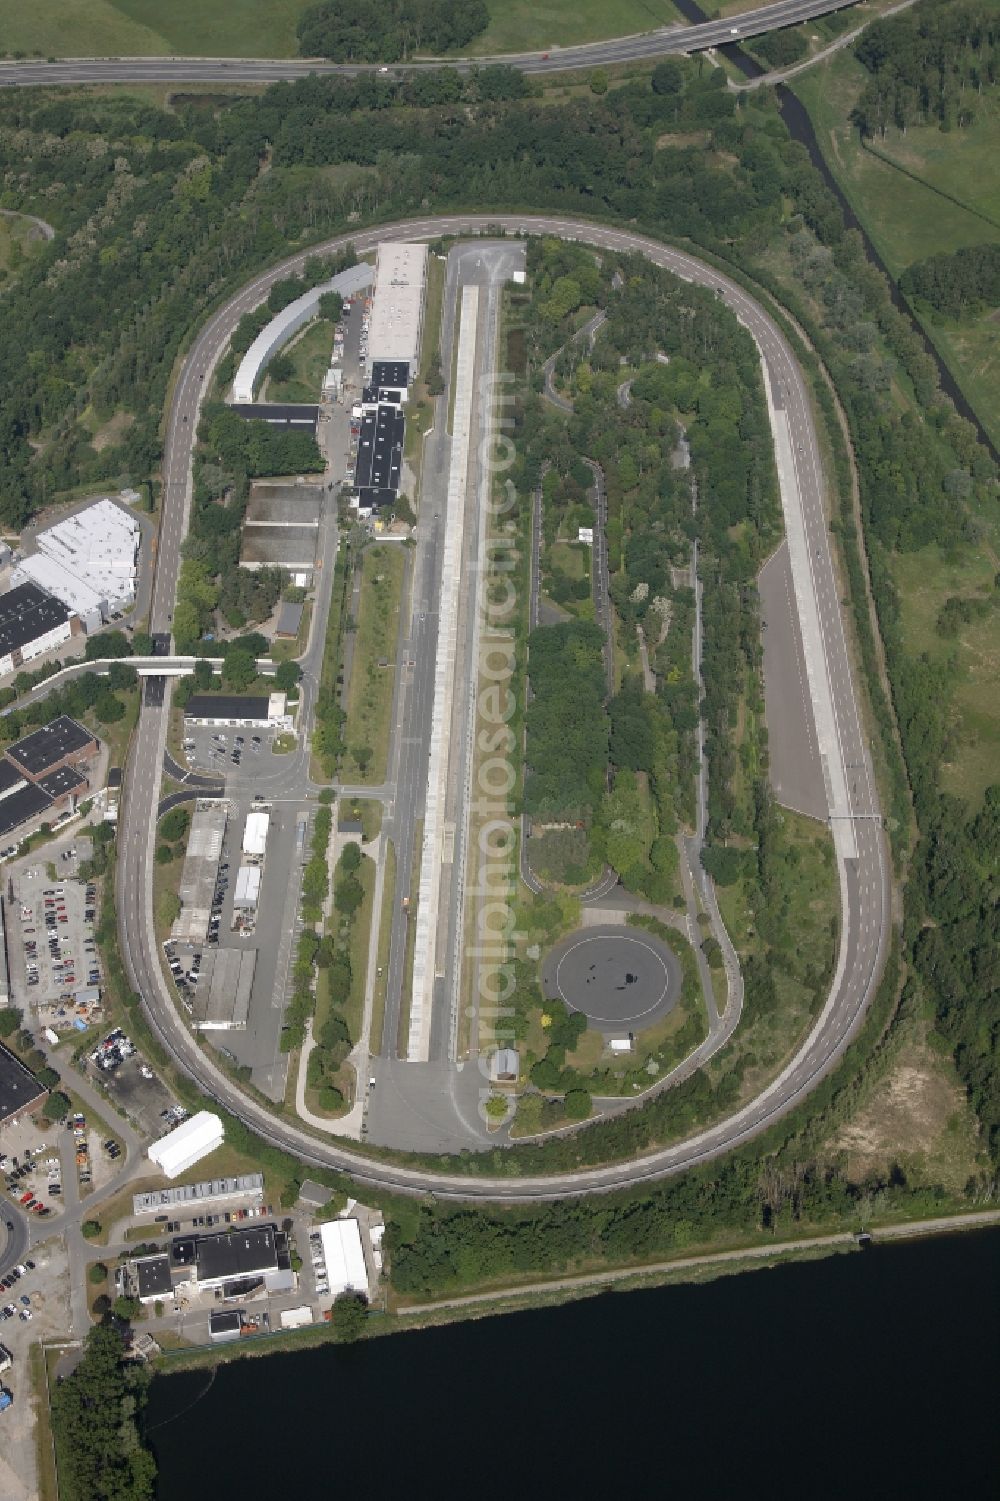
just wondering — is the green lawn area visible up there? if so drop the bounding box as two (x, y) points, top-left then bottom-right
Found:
(462, 1), (679, 56)
(1, 0), (678, 59)
(264, 318), (335, 404)
(340, 544), (405, 784)
(0, 1), (314, 59)
(891, 544), (1000, 808)
(792, 49), (1000, 446)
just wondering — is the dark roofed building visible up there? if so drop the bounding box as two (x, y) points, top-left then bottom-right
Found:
(184, 695), (270, 726)
(275, 600), (304, 639)
(0, 762), (25, 803)
(6, 715), (96, 781)
(134, 1254), (173, 1304)
(0, 782), (54, 841)
(370, 360), (410, 391)
(38, 765), (87, 804)
(209, 1310), (242, 1342)
(355, 488), (398, 516)
(194, 1225), (278, 1289)
(0, 582), (73, 674)
(0, 1043), (47, 1126)
(355, 404), (404, 493)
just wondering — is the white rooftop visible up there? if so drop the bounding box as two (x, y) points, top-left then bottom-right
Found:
(13, 499), (138, 620)
(368, 242), (427, 368)
(242, 810), (269, 857)
(319, 1218), (369, 1299)
(148, 1111), (223, 1180)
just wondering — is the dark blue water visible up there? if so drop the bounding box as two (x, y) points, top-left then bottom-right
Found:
(146, 1228), (999, 1500)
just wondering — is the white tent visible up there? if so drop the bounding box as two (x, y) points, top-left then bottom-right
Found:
(319, 1219), (368, 1299)
(148, 1111), (224, 1180)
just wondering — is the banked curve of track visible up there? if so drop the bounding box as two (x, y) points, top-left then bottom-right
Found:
(117, 213), (891, 1203)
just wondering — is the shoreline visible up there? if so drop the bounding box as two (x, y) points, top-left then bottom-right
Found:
(148, 1208), (1000, 1374)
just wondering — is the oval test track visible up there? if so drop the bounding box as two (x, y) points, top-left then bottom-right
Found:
(117, 213), (891, 1203)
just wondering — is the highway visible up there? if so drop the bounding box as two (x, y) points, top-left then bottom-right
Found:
(0, 3), (861, 88)
(115, 213), (890, 1202)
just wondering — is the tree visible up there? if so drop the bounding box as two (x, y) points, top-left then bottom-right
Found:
(589, 69), (609, 96)
(132, 631), (154, 657)
(46, 1091), (70, 1121)
(160, 807), (190, 843)
(652, 59), (685, 95)
(319, 1084), (344, 1112)
(318, 291), (343, 322)
(85, 630), (132, 660)
(37, 1064), (60, 1089)
(222, 649), (256, 692)
(330, 1291), (368, 1343)
(0, 1007), (21, 1038)
(564, 1088), (592, 1120)
(82, 1219), (102, 1239)
(155, 844), (175, 865)
(274, 660), (301, 693)
(192, 657), (214, 690)
(95, 691), (126, 724)
(266, 351), (295, 386)
(88, 1263), (108, 1285)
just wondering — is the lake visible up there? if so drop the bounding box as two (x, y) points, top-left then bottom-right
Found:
(146, 1229), (998, 1499)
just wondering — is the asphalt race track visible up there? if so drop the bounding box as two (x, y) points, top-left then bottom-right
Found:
(0, 2), (859, 88)
(542, 928), (680, 1034)
(115, 212), (890, 1202)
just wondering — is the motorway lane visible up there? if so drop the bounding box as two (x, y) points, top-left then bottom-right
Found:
(116, 213), (889, 1202)
(0, 3), (861, 87)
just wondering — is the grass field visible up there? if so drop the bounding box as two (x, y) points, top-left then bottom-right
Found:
(340, 544), (405, 784)
(891, 544), (1000, 807)
(0, 211), (47, 284)
(792, 49), (1000, 446)
(264, 318), (334, 405)
(0, 0), (679, 60)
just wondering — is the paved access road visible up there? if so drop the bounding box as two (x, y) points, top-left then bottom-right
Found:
(0, 2), (859, 88)
(117, 213), (890, 1203)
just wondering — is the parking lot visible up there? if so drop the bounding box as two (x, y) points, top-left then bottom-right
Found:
(1, 1115), (64, 1225)
(9, 856), (103, 1031)
(182, 723), (283, 781)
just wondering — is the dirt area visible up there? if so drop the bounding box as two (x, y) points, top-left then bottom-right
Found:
(0, 1234), (71, 1501)
(85, 1048), (177, 1141)
(833, 1024), (982, 1192)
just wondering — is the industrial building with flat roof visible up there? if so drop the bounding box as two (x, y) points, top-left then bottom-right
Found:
(12, 499), (139, 631)
(134, 1254), (173, 1304)
(133, 1173), (264, 1217)
(367, 242), (427, 371)
(172, 802), (227, 945)
(0, 581), (73, 677)
(184, 694), (289, 728)
(0, 1043), (47, 1126)
(148, 1111), (224, 1180)
(242, 810), (269, 859)
(6, 716), (97, 781)
(318, 1218), (369, 1300)
(184, 1224), (280, 1291)
(191, 948), (256, 1031)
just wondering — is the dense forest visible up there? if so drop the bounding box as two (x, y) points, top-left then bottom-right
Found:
(851, 0), (1000, 136)
(899, 242), (1000, 318)
(50, 1324), (156, 1501)
(0, 5), (995, 1187)
(297, 0), (490, 61)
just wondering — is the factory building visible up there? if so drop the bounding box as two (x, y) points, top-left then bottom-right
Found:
(367, 242), (427, 373)
(0, 582), (74, 677)
(0, 716), (96, 845)
(183, 693), (290, 730)
(0, 1043), (47, 1126)
(12, 499), (139, 630)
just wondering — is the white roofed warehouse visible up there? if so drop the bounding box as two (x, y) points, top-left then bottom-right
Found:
(367, 242), (427, 372)
(148, 1110), (224, 1179)
(318, 1218), (370, 1300)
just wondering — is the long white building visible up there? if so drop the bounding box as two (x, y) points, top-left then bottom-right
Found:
(231, 262), (375, 404)
(367, 242), (428, 371)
